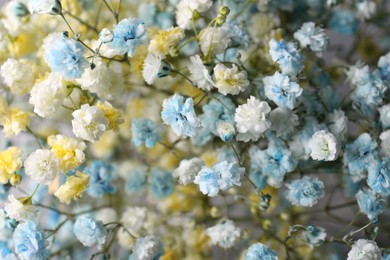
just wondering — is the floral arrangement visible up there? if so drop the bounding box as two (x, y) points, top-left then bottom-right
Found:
(0, 0), (389, 259)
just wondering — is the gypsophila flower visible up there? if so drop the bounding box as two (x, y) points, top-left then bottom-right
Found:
(130, 235), (164, 260)
(142, 53), (172, 85)
(149, 168), (175, 198)
(73, 215), (107, 249)
(148, 27), (184, 57)
(0, 108), (30, 137)
(199, 27), (231, 56)
(0, 58), (34, 95)
(302, 225), (327, 247)
(285, 177), (325, 207)
(263, 71), (302, 109)
(24, 149), (59, 185)
(347, 239), (381, 260)
(246, 242), (278, 260)
(269, 39), (303, 76)
(206, 220), (241, 249)
(4, 194), (37, 222)
(28, 0), (62, 15)
(356, 189), (384, 222)
(173, 158), (204, 185)
(378, 52), (390, 80)
(193, 166), (220, 197)
(367, 158), (390, 197)
(54, 171), (90, 204)
(294, 22), (328, 52)
(0, 147), (22, 184)
(161, 94), (201, 137)
(378, 104), (390, 129)
(216, 121), (236, 142)
(327, 109), (348, 142)
(380, 130), (390, 157)
(0, 246), (17, 260)
(125, 167), (147, 194)
(187, 55), (215, 91)
(85, 161), (116, 198)
(121, 206), (149, 236)
(308, 131), (339, 161)
(214, 63), (249, 95)
(131, 118), (162, 148)
(329, 10), (357, 34)
(99, 28), (114, 43)
(234, 96), (271, 142)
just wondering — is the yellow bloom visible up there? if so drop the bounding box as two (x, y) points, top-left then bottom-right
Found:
(97, 101), (124, 131)
(148, 27), (185, 57)
(129, 46), (148, 79)
(48, 135), (86, 172)
(90, 131), (118, 159)
(0, 108), (30, 137)
(54, 171), (90, 204)
(0, 147), (22, 184)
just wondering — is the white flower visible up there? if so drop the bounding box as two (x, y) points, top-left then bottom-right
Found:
(293, 22), (328, 52)
(173, 158), (204, 185)
(347, 239), (381, 260)
(176, 0), (212, 29)
(378, 104), (390, 128)
(28, 0), (62, 15)
(4, 195), (38, 222)
(186, 0), (212, 12)
(71, 104), (109, 143)
(380, 130), (390, 157)
(187, 55), (214, 91)
(308, 130), (338, 161)
(270, 108), (299, 137)
(206, 219), (241, 249)
(345, 62), (369, 86)
(0, 58), (34, 95)
(95, 208), (117, 224)
(29, 73), (66, 118)
(199, 27), (231, 55)
(356, 0), (376, 20)
(234, 96), (271, 142)
(216, 121), (236, 142)
(142, 54), (171, 85)
(214, 64), (249, 95)
(99, 28), (114, 43)
(120, 207), (159, 237)
(327, 109), (348, 142)
(24, 149), (59, 185)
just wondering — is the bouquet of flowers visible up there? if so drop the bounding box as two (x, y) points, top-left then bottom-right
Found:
(0, 0), (389, 259)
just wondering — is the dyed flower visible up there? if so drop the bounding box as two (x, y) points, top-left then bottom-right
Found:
(125, 167), (147, 194)
(367, 158), (390, 197)
(193, 166), (220, 197)
(378, 52), (390, 80)
(43, 32), (88, 80)
(263, 71), (302, 109)
(99, 28), (114, 43)
(302, 225), (327, 247)
(380, 130), (390, 157)
(4, 194), (37, 222)
(347, 239), (381, 260)
(54, 171), (90, 204)
(327, 109), (348, 142)
(24, 149), (59, 185)
(142, 54), (172, 85)
(216, 121), (236, 142)
(328, 10), (357, 35)
(294, 22), (328, 52)
(85, 161), (116, 198)
(120, 206), (158, 237)
(131, 118), (162, 148)
(173, 158), (204, 185)
(269, 39), (303, 76)
(0, 58), (34, 95)
(187, 55), (214, 91)
(73, 216), (107, 249)
(0, 246), (17, 260)
(206, 220), (241, 249)
(161, 94), (201, 137)
(0, 108), (30, 137)
(108, 18), (147, 57)
(285, 177), (325, 207)
(28, 0), (62, 15)
(0, 147), (22, 184)
(214, 63), (249, 95)
(149, 168), (175, 198)
(130, 235), (164, 260)
(378, 104), (390, 129)
(148, 27), (184, 57)
(246, 242), (278, 260)
(13, 221), (49, 260)
(199, 27), (231, 56)
(234, 96), (271, 142)
(97, 101), (124, 131)
(356, 189), (384, 222)
(308, 131), (339, 161)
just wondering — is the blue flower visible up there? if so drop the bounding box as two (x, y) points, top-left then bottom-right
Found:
(245, 242), (278, 260)
(328, 10), (357, 35)
(131, 118), (162, 148)
(285, 176), (325, 207)
(356, 189), (384, 223)
(0, 246), (17, 260)
(0, 185), (10, 201)
(378, 52), (390, 80)
(194, 166), (220, 197)
(343, 133), (378, 182)
(73, 215), (107, 249)
(302, 225), (327, 246)
(13, 221), (49, 260)
(367, 158), (390, 197)
(269, 39), (303, 76)
(43, 32), (88, 80)
(149, 168), (175, 198)
(108, 18), (147, 57)
(130, 235), (164, 260)
(85, 161), (116, 198)
(161, 94), (201, 137)
(125, 167), (147, 194)
(263, 71), (302, 110)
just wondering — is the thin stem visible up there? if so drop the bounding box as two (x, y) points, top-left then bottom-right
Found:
(26, 126), (43, 149)
(171, 69), (194, 86)
(60, 13), (76, 35)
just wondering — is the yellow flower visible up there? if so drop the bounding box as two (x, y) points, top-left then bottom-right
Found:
(54, 171), (90, 204)
(97, 101), (124, 131)
(0, 147), (22, 184)
(90, 131), (118, 159)
(148, 27), (185, 57)
(0, 108), (30, 137)
(129, 46), (148, 79)
(48, 135), (86, 172)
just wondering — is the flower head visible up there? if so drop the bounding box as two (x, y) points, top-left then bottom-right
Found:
(214, 63), (249, 95)
(294, 22), (328, 52)
(149, 168), (175, 198)
(28, 0), (62, 15)
(142, 54), (172, 85)
(0, 147), (22, 184)
(131, 118), (162, 148)
(130, 235), (164, 260)
(54, 171), (90, 204)
(173, 158), (204, 185)
(206, 219), (241, 249)
(367, 158), (390, 196)
(246, 242), (278, 260)
(187, 55), (214, 91)
(85, 161), (116, 198)
(4, 194), (38, 222)
(285, 177), (325, 207)
(356, 189), (384, 222)
(308, 130), (339, 161)
(269, 39), (303, 76)
(73, 216), (107, 249)
(347, 239), (381, 260)
(24, 149), (59, 185)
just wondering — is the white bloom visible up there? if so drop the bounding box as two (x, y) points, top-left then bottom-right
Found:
(24, 149), (59, 185)
(214, 64), (249, 95)
(378, 104), (390, 128)
(28, 0), (62, 15)
(173, 158), (204, 185)
(345, 62), (369, 86)
(356, 1), (376, 20)
(199, 27), (231, 55)
(347, 239), (381, 260)
(29, 73), (66, 118)
(270, 108), (299, 137)
(95, 208), (117, 224)
(142, 54), (171, 85)
(0, 58), (34, 95)
(132, 235), (163, 260)
(380, 130), (390, 157)
(206, 220), (241, 249)
(327, 109), (348, 142)
(4, 195), (38, 222)
(234, 96), (271, 142)
(308, 131), (338, 161)
(186, 0), (212, 12)
(293, 22), (328, 52)
(216, 121), (236, 142)
(175, 0), (212, 29)
(120, 207), (151, 237)
(99, 28), (114, 43)
(187, 55), (214, 90)
(72, 104), (109, 143)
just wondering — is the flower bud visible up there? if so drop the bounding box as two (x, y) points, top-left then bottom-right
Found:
(216, 121), (235, 142)
(9, 1), (29, 17)
(219, 6), (230, 16)
(158, 60), (172, 78)
(192, 10), (201, 21)
(10, 174), (22, 186)
(210, 206), (222, 218)
(216, 14), (227, 26)
(99, 28), (114, 43)
(258, 193), (271, 211)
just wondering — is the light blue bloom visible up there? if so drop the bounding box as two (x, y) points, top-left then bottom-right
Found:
(302, 225), (327, 246)
(108, 18), (147, 57)
(343, 133), (378, 182)
(246, 242), (278, 260)
(249, 147), (268, 189)
(130, 235), (164, 260)
(367, 158), (390, 197)
(0, 210), (14, 239)
(227, 22), (250, 49)
(194, 166), (220, 197)
(0, 185), (10, 201)
(13, 221), (49, 260)
(269, 39), (303, 76)
(85, 161), (116, 198)
(161, 94), (201, 137)
(378, 52), (390, 80)
(285, 176), (325, 207)
(0, 246), (17, 260)
(44, 32), (88, 80)
(263, 71), (302, 110)
(149, 168), (175, 198)
(328, 10), (357, 35)
(139, 3), (174, 29)
(356, 189), (384, 223)
(73, 215), (107, 248)
(125, 167), (147, 194)
(131, 118), (162, 148)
